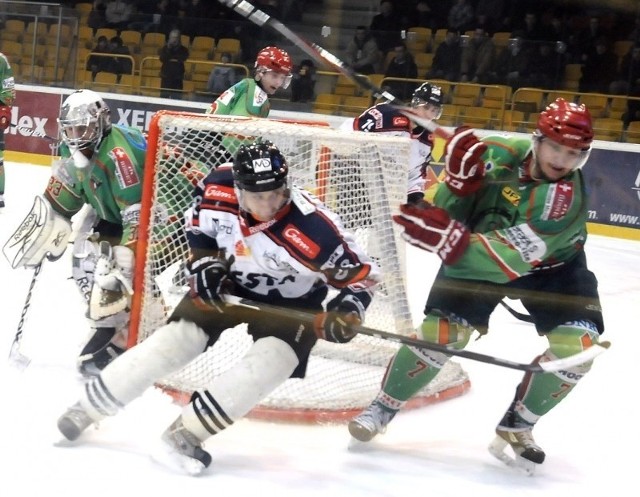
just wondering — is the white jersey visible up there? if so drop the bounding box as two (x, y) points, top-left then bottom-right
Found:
(185, 165), (380, 310)
(342, 102), (435, 201)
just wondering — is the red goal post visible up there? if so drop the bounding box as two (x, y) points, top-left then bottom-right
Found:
(130, 111), (470, 423)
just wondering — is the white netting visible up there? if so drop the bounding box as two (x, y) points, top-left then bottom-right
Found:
(134, 112), (469, 421)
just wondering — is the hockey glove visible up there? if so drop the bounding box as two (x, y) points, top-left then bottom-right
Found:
(444, 126), (487, 196)
(314, 298), (364, 344)
(393, 203), (469, 265)
(0, 105), (10, 131)
(185, 256), (229, 312)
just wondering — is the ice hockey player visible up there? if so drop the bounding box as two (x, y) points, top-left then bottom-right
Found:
(3, 89), (146, 376)
(348, 98), (605, 475)
(0, 50), (16, 208)
(343, 81), (444, 204)
(55, 140), (380, 476)
(207, 46), (292, 118)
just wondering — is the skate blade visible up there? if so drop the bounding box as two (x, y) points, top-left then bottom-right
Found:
(150, 439), (207, 476)
(348, 421), (378, 443)
(488, 436), (537, 476)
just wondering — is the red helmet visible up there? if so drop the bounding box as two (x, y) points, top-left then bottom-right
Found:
(536, 98), (593, 150)
(255, 46), (293, 75)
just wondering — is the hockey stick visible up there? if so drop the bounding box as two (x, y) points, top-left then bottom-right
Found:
(8, 261), (42, 369)
(217, 0), (536, 325)
(221, 295), (610, 373)
(10, 123), (58, 142)
(217, 0), (449, 138)
(499, 300), (535, 323)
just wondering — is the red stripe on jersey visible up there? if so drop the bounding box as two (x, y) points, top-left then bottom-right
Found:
(476, 233), (520, 280)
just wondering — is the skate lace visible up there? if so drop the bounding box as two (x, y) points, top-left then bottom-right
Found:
(357, 402), (396, 432)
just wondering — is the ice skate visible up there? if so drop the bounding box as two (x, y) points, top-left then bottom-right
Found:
(348, 401), (397, 442)
(488, 427), (545, 475)
(0, 193), (5, 208)
(57, 403), (94, 441)
(151, 417), (212, 476)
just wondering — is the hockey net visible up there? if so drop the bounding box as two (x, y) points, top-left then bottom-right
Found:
(131, 111), (469, 422)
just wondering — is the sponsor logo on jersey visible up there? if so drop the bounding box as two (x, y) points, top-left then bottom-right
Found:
(392, 116), (410, 128)
(204, 184), (236, 202)
(111, 147), (140, 188)
(283, 224), (320, 258)
(501, 186), (521, 206)
(503, 223), (546, 263)
(235, 239), (250, 257)
(542, 180), (574, 220)
(253, 86), (267, 106)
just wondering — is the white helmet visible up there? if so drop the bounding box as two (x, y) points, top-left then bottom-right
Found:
(58, 89), (111, 152)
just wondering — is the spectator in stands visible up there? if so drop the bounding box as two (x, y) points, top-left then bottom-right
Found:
(369, 0), (404, 54)
(384, 43), (418, 101)
(290, 58), (316, 103)
(427, 29), (461, 82)
(460, 26), (496, 84)
(610, 45), (640, 96)
(579, 37), (618, 94)
(344, 26), (381, 75)
(128, 0), (178, 35)
(86, 35), (112, 79)
(475, 0), (508, 34)
(574, 16), (611, 63)
(527, 41), (564, 90)
(108, 36), (133, 80)
(447, 0), (475, 34)
(406, 0), (437, 30)
(88, 0), (107, 34)
(180, 0), (217, 39)
(511, 11), (552, 43)
(206, 52), (239, 96)
(608, 43), (640, 126)
(104, 0), (135, 32)
(159, 28), (190, 99)
(490, 36), (532, 90)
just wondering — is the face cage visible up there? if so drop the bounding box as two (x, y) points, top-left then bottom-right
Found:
(532, 133), (592, 171)
(256, 66), (293, 89)
(59, 115), (102, 151)
(234, 183), (291, 218)
(410, 97), (443, 119)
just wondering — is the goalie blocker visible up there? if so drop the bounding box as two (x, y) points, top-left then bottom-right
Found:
(2, 195), (72, 268)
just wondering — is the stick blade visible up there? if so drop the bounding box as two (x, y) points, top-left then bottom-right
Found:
(8, 341), (31, 371)
(538, 341), (611, 372)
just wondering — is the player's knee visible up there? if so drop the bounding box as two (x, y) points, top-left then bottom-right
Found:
(548, 320), (600, 358)
(418, 311), (472, 350)
(545, 320), (600, 379)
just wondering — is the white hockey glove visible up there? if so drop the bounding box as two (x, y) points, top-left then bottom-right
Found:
(2, 195), (72, 268)
(185, 256), (229, 312)
(89, 242), (135, 320)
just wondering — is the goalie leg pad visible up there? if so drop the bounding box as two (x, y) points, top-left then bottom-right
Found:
(91, 319), (208, 411)
(182, 337), (299, 441)
(2, 195), (72, 268)
(71, 235), (100, 302)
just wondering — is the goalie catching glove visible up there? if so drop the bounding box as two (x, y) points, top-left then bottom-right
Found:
(314, 297), (364, 343)
(185, 255), (229, 312)
(444, 126), (487, 196)
(393, 203), (469, 265)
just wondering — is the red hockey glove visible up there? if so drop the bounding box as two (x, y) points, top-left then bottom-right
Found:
(444, 126), (487, 196)
(0, 105), (11, 131)
(393, 203), (470, 265)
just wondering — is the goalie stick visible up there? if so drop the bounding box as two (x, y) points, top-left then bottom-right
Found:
(8, 262), (42, 369)
(221, 295), (610, 373)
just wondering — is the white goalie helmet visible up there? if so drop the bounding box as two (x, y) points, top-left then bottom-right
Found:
(58, 89), (112, 152)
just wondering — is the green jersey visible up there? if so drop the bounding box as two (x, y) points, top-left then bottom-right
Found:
(436, 134), (589, 283)
(206, 78), (271, 157)
(45, 125), (147, 247)
(0, 51), (15, 106)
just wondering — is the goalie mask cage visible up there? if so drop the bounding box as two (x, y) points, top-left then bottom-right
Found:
(131, 111), (469, 423)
